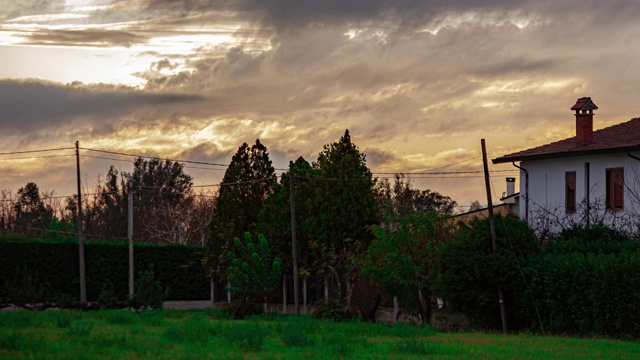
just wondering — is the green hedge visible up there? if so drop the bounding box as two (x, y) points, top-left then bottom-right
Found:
(524, 227), (640, 337)
(0, 237), (209, 302)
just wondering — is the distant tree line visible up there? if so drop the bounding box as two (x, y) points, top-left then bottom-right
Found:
(1, 129), (458, 322)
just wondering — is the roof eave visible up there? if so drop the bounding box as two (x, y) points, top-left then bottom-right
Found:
(492, 145), (640, 164)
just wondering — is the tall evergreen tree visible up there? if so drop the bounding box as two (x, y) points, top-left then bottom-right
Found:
(309, 130), (380, 290)
(257, 156), (318, 272)
(207, 139), (276, 278)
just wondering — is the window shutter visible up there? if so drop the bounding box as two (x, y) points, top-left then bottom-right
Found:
(614, 168), (624, 209)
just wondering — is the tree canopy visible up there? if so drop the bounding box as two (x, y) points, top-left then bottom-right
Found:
(207, 139), (276, 278)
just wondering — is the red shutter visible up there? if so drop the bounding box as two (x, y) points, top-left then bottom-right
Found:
(614, 168), (624, 209)
(606, 168), (624, 210)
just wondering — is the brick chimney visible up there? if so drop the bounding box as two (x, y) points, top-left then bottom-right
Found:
(571, 97), (598, 145)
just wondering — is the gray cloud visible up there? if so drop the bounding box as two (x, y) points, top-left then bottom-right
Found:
(0, 80), (204, 133)
(0, 0), (65, 21)
(23, 29), (147, 48)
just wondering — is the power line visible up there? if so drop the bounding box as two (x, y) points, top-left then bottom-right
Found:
(373, 170), (518, 175)
(81, 147), (229, 167)
(0, 154), (75, 161)
(0, 147), (74, 156)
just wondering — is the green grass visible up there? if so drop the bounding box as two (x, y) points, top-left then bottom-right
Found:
(0, 309), (639, 359)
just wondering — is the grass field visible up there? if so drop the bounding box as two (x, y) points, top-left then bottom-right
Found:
(1, 309), (639, 359)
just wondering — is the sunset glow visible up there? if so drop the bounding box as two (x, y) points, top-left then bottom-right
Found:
(2, 0), (640, 207)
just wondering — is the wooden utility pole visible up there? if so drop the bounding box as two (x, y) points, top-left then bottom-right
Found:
(481, 139), (508, 333)
(289, 161), (300, 315)
(128, 179), (134, 299)
(75, 141), (86, 303)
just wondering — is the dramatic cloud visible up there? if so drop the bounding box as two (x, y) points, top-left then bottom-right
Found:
(3, 0), (640, 205)
(0, 79), (204, 133)
(22, 29), (147, 47)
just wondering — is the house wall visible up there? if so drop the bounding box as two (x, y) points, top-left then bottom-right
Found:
(519, 153), (640, 233)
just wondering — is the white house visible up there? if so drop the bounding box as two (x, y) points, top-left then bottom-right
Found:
(492, 97), (640, 235)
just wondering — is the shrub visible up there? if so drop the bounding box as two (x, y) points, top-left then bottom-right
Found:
(525, 250), (640, 337)
(311, 297), (355, 322)
(433, 215), (540, 330)
(222, 299), (263, 319)
(128, 265), (169, 310)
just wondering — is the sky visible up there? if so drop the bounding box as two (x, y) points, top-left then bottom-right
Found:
(1, 0), (640, 209)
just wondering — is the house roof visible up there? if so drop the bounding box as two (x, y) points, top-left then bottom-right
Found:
(492, 117), (640, 164)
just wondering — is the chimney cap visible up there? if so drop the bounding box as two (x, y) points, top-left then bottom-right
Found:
(571, 97), (598, 111)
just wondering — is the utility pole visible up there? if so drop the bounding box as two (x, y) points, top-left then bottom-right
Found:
(128, 179), (134, 299)
(289, 161), (300, 315)
(481, 139), (508, 333)
(75, 141), (87, 303)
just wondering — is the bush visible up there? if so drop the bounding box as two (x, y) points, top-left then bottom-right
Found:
(526, 250), (640, 337)
(311, 297), (355, 322)
(128, 266), (169, 310)
(433, 215), (540, 330)
(222, 298), (263, 319)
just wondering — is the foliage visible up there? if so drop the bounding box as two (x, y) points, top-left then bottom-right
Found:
(41, 218), (76, 242)
(547, 222), (638, 254)
(307, 130), (380, 310)
(3, 266), (53, 309)
(433, 215), (540, 330)
(225, 233), (282, 313)
(311, 297), (355, 322)
(207, 139), (276, 279)
(222, 298), (264, 319)
(82, 161), (206, 245)
(363, 211), (453, 325)
(128, 265), (169, 310)
(523, 224), (640, 337)
(257, 156), (318, 272)
(377, 174), (457, 219)
(0, 238), (208, 303)
(310, 129), (379, 260)
(13, 182), (53, 237)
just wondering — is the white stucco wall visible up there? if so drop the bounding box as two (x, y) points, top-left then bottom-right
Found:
(518, 153), (640, 234)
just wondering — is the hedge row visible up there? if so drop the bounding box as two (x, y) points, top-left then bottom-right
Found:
(435, 219), (640, 338)
(0, 238), (209, 302)
(525, 249), (640, 337)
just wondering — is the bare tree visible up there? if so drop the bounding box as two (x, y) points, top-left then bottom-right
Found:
(143, 191), (216, 245)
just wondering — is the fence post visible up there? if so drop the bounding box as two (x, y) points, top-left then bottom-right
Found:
(324, 275), (329, 299)
(303, 276), (308, 314)
(282, 275), (287, 314)
(210, 278), (215, 306)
